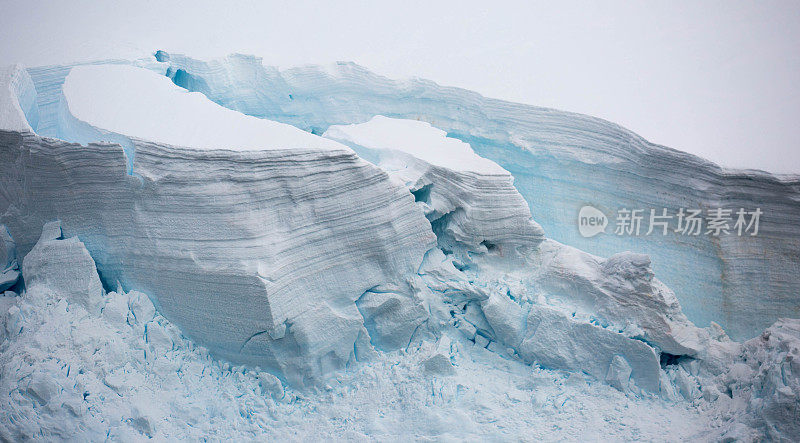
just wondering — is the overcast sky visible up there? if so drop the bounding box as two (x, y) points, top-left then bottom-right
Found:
(1, 0), (798, 174)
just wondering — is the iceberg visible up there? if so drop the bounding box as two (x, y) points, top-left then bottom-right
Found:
(1, 63), (438, 387)
(0, 52), (797, 440)
(151, 52), (800, 341)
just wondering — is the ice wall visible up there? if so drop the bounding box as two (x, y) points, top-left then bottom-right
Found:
(154, 52), (800, 341)
(0, 62), (710, 393)
(0, 64), (438, 386)
(324, 116), (544, 253)
(0, 54), (797, 439)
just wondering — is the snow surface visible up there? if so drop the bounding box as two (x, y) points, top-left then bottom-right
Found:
(325, 115), (506, 174)
(62, 64), (346, 152)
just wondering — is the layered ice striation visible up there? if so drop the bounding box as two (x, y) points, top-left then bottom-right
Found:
(322, 114), (704, 395)
(1, 63), (437, 386)
(152, 52), (800, 341)
(324, 115), (544, 254)
(0, 53), (799, 439)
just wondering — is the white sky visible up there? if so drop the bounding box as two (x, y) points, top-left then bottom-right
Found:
(1, 0), (798, 173)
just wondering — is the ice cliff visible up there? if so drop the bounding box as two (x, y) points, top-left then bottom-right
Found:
(0, 52), (798, 440)
(1, 64), (438, 387)
(324, 115), (544, 253)
(151, 52), (800, 341)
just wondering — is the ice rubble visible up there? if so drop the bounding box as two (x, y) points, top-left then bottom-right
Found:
(0, 57), (798, 439)
(727, 319), (800, 438)
(0, 222), (713, 440)
(0, 214), (795, 440)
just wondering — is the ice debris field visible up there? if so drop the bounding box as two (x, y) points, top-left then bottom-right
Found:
(0, 51), (799, 440)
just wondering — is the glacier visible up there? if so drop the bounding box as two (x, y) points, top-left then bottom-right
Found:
(0, 52), (798, 440)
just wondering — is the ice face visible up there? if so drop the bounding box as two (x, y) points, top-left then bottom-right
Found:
(324, 115), (544, 253)
(0, 225), (20, 292)
(0, 64), (439, 386)
(0, 55), (798, 439)
(153, 52), (800, 341)
(0, 64), (38, 132)
(21, 221), (105, 316)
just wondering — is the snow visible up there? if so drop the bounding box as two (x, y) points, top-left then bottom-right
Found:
(62, 64), (346, 152)
(325, 115), (507, 174)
